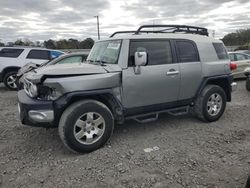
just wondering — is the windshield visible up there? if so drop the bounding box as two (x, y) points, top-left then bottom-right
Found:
(87, 40), (122, 64)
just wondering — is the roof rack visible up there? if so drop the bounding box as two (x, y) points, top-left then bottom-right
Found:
(110, 30), (155, 38)
(136, 25), (209, 36)
(110, 24), (209, 37)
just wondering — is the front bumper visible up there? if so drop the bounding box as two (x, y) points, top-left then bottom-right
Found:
(18, 90), (55, 127)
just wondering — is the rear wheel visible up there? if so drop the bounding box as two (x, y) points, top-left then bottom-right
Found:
(194, 85), (227, 122)
(58, 100), (114, 153)
(246, 78), (250, 91)
(3, 71), (18, 90)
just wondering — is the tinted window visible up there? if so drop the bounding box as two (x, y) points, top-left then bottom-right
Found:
(129, 40), (173, 66)
(0, 48), (24, 58)
(26, 50), (50, 60)
(213, 43), (229, 60)
(235, 53), (249, 61)
(57, 56), (82, 64)
(176, 41), (199, 62)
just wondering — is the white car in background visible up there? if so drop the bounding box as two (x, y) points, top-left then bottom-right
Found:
(0, 47), (64, 90)
(228, 51), (250, 78)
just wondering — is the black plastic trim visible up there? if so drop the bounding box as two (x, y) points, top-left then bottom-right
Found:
(196, 74), (233, 101)
(53, 89), (124, 126)
(18, 90), (54, 127)
(124, 99), (193, 117)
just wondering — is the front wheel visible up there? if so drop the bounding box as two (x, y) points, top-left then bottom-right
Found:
(246, 78), (250, 91)
(194, 85), (227, 122)
(58, 100), (114, 153)
(3, 71), (18, 90)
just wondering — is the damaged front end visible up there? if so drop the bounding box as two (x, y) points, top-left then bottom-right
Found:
(18, 63), (122, 128)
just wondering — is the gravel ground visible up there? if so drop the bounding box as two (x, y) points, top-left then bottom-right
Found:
(0, 81), (249, 188)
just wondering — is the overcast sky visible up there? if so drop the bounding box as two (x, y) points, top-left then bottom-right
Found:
(0, 0), (249, 42)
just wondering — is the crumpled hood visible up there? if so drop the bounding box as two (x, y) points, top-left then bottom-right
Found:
(25, 63), (122, 83)
(33, 63), (107, 76)
(17, 62), (40, 77)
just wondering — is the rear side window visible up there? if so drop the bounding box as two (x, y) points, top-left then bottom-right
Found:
(176, 41), (199, 62)
(129, 40), (173, 66)
(0, 48), (24, 58)
(213, 43), (229, 60)
(26, 50), (50, 60)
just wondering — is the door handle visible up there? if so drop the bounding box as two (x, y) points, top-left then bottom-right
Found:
(166, 70), (179, 76)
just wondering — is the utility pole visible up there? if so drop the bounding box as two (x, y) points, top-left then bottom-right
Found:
(212, 30), (215, 38)
(94, 16), (100, 40)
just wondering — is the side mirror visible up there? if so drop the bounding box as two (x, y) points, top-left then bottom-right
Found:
(135, 52), (147, 66)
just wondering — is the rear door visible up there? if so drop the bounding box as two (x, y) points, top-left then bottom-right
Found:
(122, 39), (180, 109)
(25, 49), (50, 65)
(175, 40), (202, 100)
(0, 48), (24, 72)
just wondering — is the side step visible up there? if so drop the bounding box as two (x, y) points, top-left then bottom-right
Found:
(126, 106), (190, 123)
(168, 106), (189, 116)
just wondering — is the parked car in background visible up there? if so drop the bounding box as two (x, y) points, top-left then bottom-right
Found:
(245, 67), (250, 91)
(229, 52), (250, 78)
(16, 52), (89, 89)
(0, 47), (64, 90)
(235, 50), (250, 55)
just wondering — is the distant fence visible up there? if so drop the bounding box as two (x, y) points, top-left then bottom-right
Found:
(60, 49), (91, 53)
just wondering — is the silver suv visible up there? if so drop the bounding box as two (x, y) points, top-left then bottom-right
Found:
(17, 25), (237, 153)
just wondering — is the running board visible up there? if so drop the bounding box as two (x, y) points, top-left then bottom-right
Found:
(126, 106), (190, 123)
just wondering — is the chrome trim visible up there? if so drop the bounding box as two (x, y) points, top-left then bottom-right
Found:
(28, 110), (54, 123)
(231, 82), (237, 92)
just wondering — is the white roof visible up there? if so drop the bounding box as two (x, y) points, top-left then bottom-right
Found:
(102, 33), (221, 43)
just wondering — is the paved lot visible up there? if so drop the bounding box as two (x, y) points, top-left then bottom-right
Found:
(0, 81), (249, 188)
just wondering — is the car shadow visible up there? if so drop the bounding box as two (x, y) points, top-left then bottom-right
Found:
(17, 112), (201, 157)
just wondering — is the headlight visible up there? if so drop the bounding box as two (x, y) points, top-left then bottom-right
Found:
(37, 85), (63, 100)
(24, 79), (38, 98)
(24, 79), (63, 100)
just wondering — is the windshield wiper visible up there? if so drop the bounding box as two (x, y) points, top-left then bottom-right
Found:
(88, 59), (107, 66)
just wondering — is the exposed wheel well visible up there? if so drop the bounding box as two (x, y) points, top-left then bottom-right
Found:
(55, 93), (124, 125)
(205, 78), (231, 101)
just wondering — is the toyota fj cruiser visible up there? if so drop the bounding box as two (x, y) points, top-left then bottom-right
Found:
(18, 25), (237, 153)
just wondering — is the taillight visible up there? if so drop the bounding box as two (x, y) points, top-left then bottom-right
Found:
(230, 62), (237, 70)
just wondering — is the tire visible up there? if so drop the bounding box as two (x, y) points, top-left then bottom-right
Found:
(3, 71), (18, 90)
(194, 85), (227, 122)
(246, 78), (250, 91)
(58, 99), (114, 153)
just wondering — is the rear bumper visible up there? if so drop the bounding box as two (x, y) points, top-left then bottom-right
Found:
(18, 90), (55, 128)
(231, 82), (237, 92)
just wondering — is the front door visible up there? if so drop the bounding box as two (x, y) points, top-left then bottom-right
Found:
(122, 39), (180, 109)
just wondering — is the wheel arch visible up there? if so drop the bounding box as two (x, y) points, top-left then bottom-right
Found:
(2, 66), (21, 77)
(54, 90), (124, 126)
(196, 75), (233, 102)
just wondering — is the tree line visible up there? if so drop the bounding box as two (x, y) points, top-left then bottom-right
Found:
(222, 28), (250, 50)
(0, 38), (95, 49)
